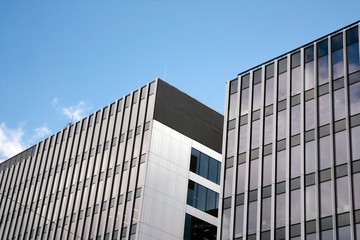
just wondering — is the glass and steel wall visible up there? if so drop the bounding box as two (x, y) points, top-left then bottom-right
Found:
(0, 81), (156, 240)
(221, 22), (360, 240)
(185, 148), (221, 240)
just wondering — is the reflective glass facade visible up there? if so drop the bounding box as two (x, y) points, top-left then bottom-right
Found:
(221, 22), (360, 240)
(0, 79), (223, 240)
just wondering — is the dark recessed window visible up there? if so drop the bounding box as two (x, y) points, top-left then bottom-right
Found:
(184, 214), (217, 240)
(189, 148), (220, 184)
(186, 180), (219, 217)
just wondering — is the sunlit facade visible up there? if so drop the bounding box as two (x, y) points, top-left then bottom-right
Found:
(0, 79), (223, 240)
(221, 22), (360, 239)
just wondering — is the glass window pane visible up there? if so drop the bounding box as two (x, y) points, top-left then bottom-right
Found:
(351, 126), (360, 161)
(347, 42), (360, 73)
(305, 61), (315, 90)
(318, 39), (328, 57)
(239, 125), (248, 153)
(349, 82), (360, 116)
(224, 168), (233, 198)
(319, 136), (331, 170)
(248, 201), (257, 234)
(277, 110), (287, 140)
(197, 184), (206, 211)
(206, 189), (216, 216)
(249, 159), (259, 190)
(319, 94), (330, 126)
(291, 145), (301, 178)
(305, 141), (316, 174)
(276, 194), (286, 227)
(199, 154), (209, 178)
(208, 158), (219, 184)
(237, 163), (246, 194)
(291, 105), (301, 135)
(265, 78), (274, 106)
(291, 66), (301, 95)
(227, 129), (235, 156)
(305, 46), (314, 62)
(318, 55), (329, 85)
(353, 173), (360, 209)
(333, 88), (346, 121)
(222, 209), (231, 239)
(335, 131), (347, 165)
(306, 185), (317, 220)
(263, 155), (272, 186)
(261, 197), (271, 231)
(278, 73), (287, 100)
(234, 205), (244, 237)
(320, 181), (332, 217)
(241, 89), (249, 115)
(229, 93), (238, 120)
(321, 230), (333, 240)
(277, 150), (286, 182)
(253, 83), (262, 110)
(305, 100), (315, 131)
(332, 49), (344, 80)
(336, 177), (350, 213)
(338, 226), (351, 240)
(291, 189), (301, 223)
(187, 181), (196, 207)
(251, 120), (260, 149)
(264, 115), (273, 145)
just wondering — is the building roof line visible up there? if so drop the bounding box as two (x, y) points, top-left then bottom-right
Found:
(234, 20), (360, 79)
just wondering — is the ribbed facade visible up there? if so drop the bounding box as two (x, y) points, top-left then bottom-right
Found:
(221, 21), (360, 240)
(0, 79), (223, 240)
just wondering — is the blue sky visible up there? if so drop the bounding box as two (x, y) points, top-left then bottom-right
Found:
(0, 0), (359, 161)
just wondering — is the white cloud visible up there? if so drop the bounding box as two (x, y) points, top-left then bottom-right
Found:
(61, 101), (92, 122)
(0, 123), (52, 162)
(32, 125), (51, 141)
(0, 123), (26, 162)
(51, 97), (59, 106)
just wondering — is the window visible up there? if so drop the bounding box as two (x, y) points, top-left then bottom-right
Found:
(318, 93), (330, 126)
(277, 110), (287, 140)
(278, 73), (287, 101)
(318, 39), (329, 85)
(241, 88), (249, 115)
(320, 181), (332, 217)
(252, 83), (262, 110)
(333, 88), (346, 121)
(319, 135), (331, 170)
(291, 104), (301, 135)
(237, 163), (246, 194)
(332, 33), (344, 80)
(305, 46), (315, 90)
(335, 131), (347, 165)
(265, 77), (274, 105)
(235, 205), (244, 237)
(347, 27), (360, 73)
(187, 181), (219, 217)
(277, 150), (286, 182)
(184, 214), (216, 240)
(190, 148), (220, 184)
(349, 82), (360, 116)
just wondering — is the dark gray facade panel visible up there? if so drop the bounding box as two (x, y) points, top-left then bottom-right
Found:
(154, 79), (223, 153)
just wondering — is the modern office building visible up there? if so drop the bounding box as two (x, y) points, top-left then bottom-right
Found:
(221, 21), (360, 240)
(0, 79), (223, 240)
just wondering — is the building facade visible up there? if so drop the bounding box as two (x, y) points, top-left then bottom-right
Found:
(221, 21), (360, 239)
(0, 79), (223, 240)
